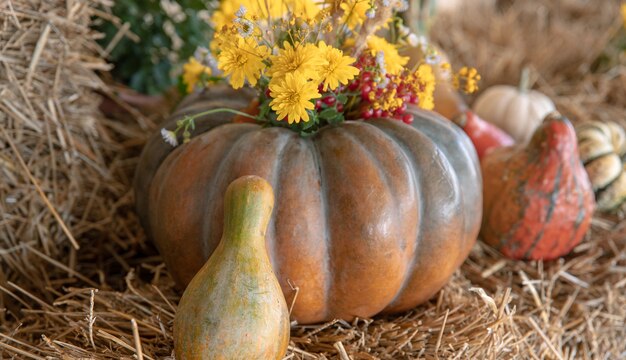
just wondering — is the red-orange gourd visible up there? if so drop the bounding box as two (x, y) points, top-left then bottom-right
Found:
(480, 112), (595, 260)
(135, 86), (482, 324)
(174, 176), (289, 360)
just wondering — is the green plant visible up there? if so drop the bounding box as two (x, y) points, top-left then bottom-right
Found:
(97, 0), (214, 94)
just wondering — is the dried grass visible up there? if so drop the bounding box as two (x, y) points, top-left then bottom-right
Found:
(1, 0), (626, 359)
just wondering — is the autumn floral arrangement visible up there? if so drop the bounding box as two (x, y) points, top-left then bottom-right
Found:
(162, 0), (480, 145)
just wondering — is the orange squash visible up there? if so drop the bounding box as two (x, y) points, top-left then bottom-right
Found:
(480, 112), (595, 260)
(135, 86), (482, 324)
(174, 176), (289, 360)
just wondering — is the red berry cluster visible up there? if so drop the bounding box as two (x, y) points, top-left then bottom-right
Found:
(314, 84), (344, 113)
(345, 54), (421, 124)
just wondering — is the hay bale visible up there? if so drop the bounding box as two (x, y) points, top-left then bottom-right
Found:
(0, 0), (145, 319)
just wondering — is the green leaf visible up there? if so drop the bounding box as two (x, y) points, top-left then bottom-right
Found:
(301, 119), (316, 130)
(327, 113), (345, 125)
(319, 108), (338, 120)
(336, 94), (348, 104)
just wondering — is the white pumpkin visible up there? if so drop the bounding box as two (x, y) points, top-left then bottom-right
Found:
(472, 69), (556, 143)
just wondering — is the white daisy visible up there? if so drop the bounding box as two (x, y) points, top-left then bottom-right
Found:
(161, 128), (178, 147)
(234, 18), (254, 38)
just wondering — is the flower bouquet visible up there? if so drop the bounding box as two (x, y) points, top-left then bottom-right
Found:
(162, 0), (480, 143)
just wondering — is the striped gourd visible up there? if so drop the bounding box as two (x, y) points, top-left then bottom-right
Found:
(577, 121), (626, 211)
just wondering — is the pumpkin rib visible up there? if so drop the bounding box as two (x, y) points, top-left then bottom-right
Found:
(367, 120), (465, 312)
(199, 127), (264, 261)
(505, 93), (528, 142)
(579, 144), (614, 165)
(317, 124), (409, 319)
(338, 121), (420, 316)
(360, 122), (424, 308)
(308, 137), (333, 321)
(255, 129), (295, 273)
(276, 137), (330, 323)
(406, 109), (482, 252)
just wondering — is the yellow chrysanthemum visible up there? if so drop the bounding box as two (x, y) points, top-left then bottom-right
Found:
(366, 36), (409, 75)
(622, 3), (626, 28)
(182, 57), (212, 93)
(269, 42), (328, 81)
(269, 73), (321, 123)
(340, 0), (369, 29)
(318, 41), (360, 91)
(414, 64), (436, 110)
(217, 37), (269, 89)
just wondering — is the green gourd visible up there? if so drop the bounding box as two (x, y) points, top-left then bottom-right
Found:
(173, 176), (290, 360)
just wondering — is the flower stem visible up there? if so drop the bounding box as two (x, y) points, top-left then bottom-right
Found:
(519, 67), (531, 94)
(184, 108), (259, 121)
(166, 108), (259, 146)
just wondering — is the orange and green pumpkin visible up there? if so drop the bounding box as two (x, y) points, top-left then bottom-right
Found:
(135, 86), (482, 324)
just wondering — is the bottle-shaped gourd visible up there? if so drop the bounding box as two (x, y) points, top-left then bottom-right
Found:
(174, 175), (290, 360)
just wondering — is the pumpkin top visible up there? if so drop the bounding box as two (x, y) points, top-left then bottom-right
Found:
(529, 112), (577, 153)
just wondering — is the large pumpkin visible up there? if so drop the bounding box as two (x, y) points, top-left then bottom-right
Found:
(135, 86), (482, 324)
